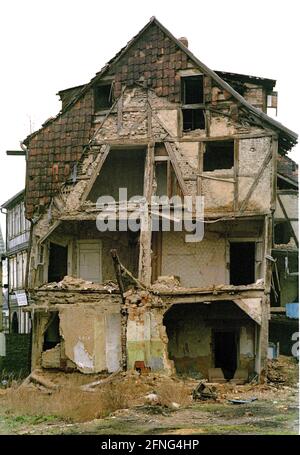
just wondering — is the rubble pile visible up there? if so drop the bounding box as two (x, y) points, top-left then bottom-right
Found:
(39, 275), (118, 293)
(267, 356), (298, 386)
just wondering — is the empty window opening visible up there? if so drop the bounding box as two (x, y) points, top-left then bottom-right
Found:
(48, 243), (68, 283)
(214, 331), (237, 380)
(155, 161), (168, 197)
(203, 141), (234, 171)
(230, 242), (255, 285)
(94, 84), (113, 111)
(11, 312), (19, 334)
(181, 76), (204, 104)
(274, 222), (291, 244)
(43, 313), (60, 351)
(88, 148), (146, 202)
(182, 109), (205, 131)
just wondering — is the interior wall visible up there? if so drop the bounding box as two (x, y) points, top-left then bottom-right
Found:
(88, 148), (146, 202)
(164, 302), (255, 378)
(161, 230), (226, 287)
(65, 223), (139, 282)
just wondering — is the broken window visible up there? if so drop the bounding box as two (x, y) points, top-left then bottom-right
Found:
(181, 75), (204, 104)
(43, 313), (60, 351)
(203, 141), (234, 171)
(274, 222), (291, 244)
(88, 148), (146, 202)
(94, 83), (113, 111)
(229, 242), (255, 285)
(181, 75), (205, 131)
(182, 109), (205, 131)
(48, 243), (68, 283)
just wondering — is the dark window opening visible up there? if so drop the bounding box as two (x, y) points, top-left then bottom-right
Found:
(43, 313), (60, 351)
(277, 175), (297, 190)
(181, 75), (204, 104)
(230, 242), (255, 285)
(274, 222), (291, 244)
(155, 161), (168, 197)
(11, 312), (18, 334)
(214, 331), (237, 380)
(48, 243), (68, 283)
(94, 84), (113, 111)
(182, 108), (205, 131)
(88, 148), (146, 202)
(204, 141), (234, 171)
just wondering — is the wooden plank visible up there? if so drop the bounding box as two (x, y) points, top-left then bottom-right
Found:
(271, 138), (278, 211)
(197, 174), (235, 183)
(144, 143), (155, 201)
(238, 148), (273, 214)
(233, 138), (239, 211)
(277, 194), (299, 247)
(197, 142), (204, 197)
(81, 144), (110, 203)
(164, 142), (188, 196)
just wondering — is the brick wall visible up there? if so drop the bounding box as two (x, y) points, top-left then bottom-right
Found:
(0, 333), (31, 377)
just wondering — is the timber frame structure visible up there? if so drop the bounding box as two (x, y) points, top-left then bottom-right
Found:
(22, 17), (298, 381)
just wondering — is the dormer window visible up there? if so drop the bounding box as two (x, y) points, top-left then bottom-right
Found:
(94, 83), (113, 112)
(181, 75), (205, 131)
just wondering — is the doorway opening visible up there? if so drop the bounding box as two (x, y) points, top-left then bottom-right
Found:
(48, 242), (68, 283)
(230, 242), (255, 285)
(213, 331), (237, 379)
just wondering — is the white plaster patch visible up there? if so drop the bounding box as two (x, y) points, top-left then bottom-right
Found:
(73, 340), (94, 370)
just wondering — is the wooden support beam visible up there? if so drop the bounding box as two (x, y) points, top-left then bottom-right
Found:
(238, 147), (273, 214)
(233, 139), (239, 211)
(164, 142), (188, 196)
(277, 194), (299, 247)
(81, 144), (110, 203)
(110, 249), (125, 301)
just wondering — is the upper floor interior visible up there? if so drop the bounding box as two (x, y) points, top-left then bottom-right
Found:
(23, 17), (297, 221)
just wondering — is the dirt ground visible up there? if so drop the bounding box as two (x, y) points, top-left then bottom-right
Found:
(0, 356), (298, 435)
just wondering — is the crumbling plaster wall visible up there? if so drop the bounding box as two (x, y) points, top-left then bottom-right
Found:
(161, 230), (227, 288)
(32, 292), (122, 373)
(164, 302), (256, 378)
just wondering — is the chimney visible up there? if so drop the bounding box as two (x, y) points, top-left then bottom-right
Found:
(178, 37), (188, 48)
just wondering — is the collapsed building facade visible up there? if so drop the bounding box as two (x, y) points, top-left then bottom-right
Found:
(22, 18), (298, 381)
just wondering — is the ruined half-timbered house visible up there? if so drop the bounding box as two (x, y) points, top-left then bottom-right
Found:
(23, 18), (298, 381)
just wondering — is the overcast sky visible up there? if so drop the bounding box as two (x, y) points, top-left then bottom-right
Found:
(0, 0), (299, 237)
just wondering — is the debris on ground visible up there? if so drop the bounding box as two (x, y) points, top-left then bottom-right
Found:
(228, 397), (257, 405)
(192, 381), (217, 401)
(267, 355), (299, 386)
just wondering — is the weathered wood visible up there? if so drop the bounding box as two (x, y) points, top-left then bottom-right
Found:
(233, 138), (239, 211)
(110, 249), (125, 299)
(271, 138), (278, 211)
(81, 144), (110, 203)
(264, 214), (274, 294)
(238, 148), (273, 214)
(277, 194), (299, 247)
(80, 369), (122, 392)
(144, 143), (155, 201)
(197, 142), (204, 197)
(165, 142), (188, 196)
(197, 173), (235, 183)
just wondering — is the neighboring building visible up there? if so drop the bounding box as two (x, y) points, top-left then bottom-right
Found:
(21, 18), (298, 381)
(269, 156), (298, 356)
(1, 190), (31, 334)
(0, 226), (5, 330)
